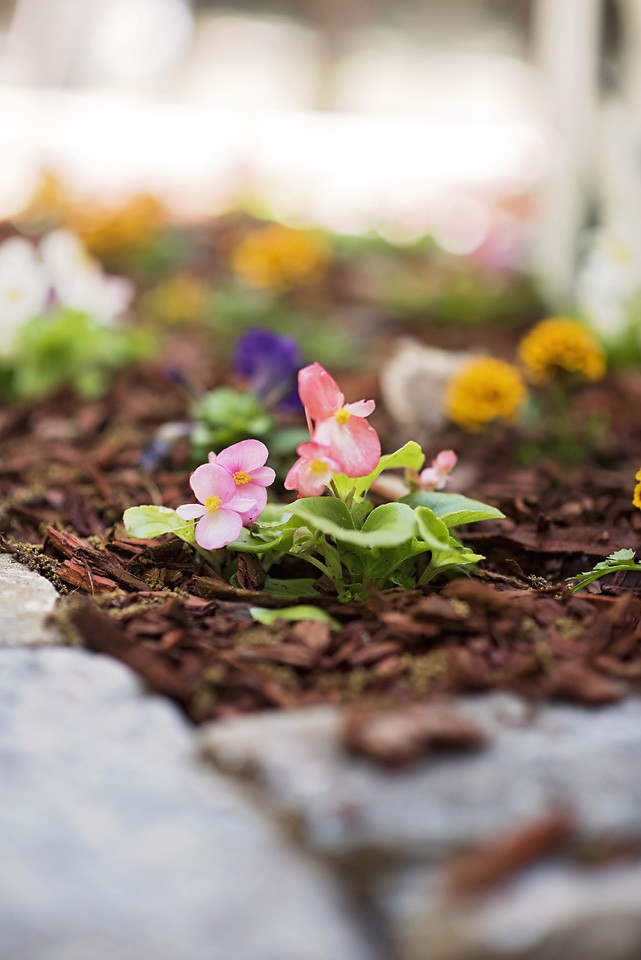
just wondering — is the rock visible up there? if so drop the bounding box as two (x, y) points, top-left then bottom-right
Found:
(201, 694), (641, 959)
(391, 859), (641, 960)
(201, 694), (641, 860)
(0, 647), (376, 960)
(380, 339), (477, 439)
(0, 554), (62, 646)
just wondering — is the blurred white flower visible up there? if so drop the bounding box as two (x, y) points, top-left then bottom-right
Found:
(40, 229), (133, 323)
(576, 224), (641, 343)
(0, 236), (48, 357)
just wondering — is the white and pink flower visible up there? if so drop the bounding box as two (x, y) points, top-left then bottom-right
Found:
(297, 362), (381, 479)
(284, 442), (341, 498)
(418, 450), (458, 491)
(208, 439), (275, 523)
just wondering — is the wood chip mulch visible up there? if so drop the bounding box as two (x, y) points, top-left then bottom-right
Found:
(2, 359), (641, 765)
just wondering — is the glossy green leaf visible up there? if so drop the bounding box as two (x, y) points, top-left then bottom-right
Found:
(402, 491), (504, 527)
(249, 605), (341, 630)
(123, 505), (194, 541)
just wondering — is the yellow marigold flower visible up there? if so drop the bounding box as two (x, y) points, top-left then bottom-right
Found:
(445, 357), (527, 432)
(71, 193), (166, 257)
(634, 469), (641, 509)
(231, 224), (327, 290)
(143, 274), (209, 326)
(518, 317), (606, 385)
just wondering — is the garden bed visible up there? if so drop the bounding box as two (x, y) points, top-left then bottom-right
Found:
(2, 339), (641, 752)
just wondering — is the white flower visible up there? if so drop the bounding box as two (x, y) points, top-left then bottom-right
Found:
(576, 224), (641, 343)
(40, 229), (133, 323)
(0, 236), (48, 357)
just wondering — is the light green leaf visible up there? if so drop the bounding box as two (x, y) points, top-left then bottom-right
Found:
(123, 505), (194, 541)
(291, 499), (416, 548)
(249, 605), (341, 630)
(607, 548), (636, 563)
(333, 441), (425, 499)
(289, 497), (356, 537)
(402, 491), (505, 527)
(415, 506), (451, 547)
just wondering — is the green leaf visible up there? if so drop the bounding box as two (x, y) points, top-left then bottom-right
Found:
(289, 497), (356, 537)
(249, 605), (341, 630)
(333, 441), (425, 499)
(607, 548), (636, 563)
(227, 527), (290, 554)
(402, 491), (505, 527)
(123, 505), (194, 541)
(291, 499), (416, 549)
(414, 506), (451, 548)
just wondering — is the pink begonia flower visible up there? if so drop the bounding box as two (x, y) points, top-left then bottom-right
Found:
(284, 442), (341, 498)
(298, 362), (380, 477)
(208, 439), (275, 523)
(419, 450), (458, 491)
(176, 462), (259, 549)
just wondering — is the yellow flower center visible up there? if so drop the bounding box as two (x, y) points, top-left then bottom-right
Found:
(5, 286), (24, 302)
(310, 460), (327, 474)
(335, 408), (351, 425)
(204, 495), (222, 513)
(233, 470), (252, 485)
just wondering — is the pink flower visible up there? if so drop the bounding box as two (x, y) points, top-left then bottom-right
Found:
(176, 462), (260, 549)
(208, 439), (275, 522)
(298, 362), (380, 477)
(419, 450), (458, 491)
(284, 442), (341, 498)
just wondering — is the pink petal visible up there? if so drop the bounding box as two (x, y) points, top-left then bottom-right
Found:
(226, 485), (267, 514)
(297, 459), (333, 497)
(195, 509), (243, 550)
(249, 465), (276, 487)
(176, 503), (206, 520)
(314, 416), (381, 478)
(298, 363), (343, 422)
(296, 441), (340, 472)
(343, 399), (375, 418)
(284, 458), (302, 491)
(215, 439), (269, 474)
(190, 463), (236, 504)
(433, 449), (457, 473)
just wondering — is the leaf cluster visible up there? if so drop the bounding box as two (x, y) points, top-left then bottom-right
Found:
(4, 310), (153, 399)
(567, 548), (640, 593)
(124, 441), (504, 602)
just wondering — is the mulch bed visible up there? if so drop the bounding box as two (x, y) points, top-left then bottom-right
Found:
(2, 341), (641, 754)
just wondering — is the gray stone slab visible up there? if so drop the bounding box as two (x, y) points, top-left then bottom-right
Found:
(200, 693), (641, 860)
(0, 647), (376, 960)
(0, 553), (62, 646)
(389, 860), (641, 960)
(201, 694), (641, 959)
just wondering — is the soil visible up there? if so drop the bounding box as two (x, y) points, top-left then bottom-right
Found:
(2, 325), (641, 763)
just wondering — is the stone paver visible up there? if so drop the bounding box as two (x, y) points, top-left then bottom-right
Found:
(200, 694), (641, 859)
(201, 695), (641, 959)
(0, 553), (62, 646)
(0, 647), (377, 960)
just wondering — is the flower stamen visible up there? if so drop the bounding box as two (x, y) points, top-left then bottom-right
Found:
(233, 470), (252, 485)
(204, 495), (222, 513)
(335, 408), (351, 425)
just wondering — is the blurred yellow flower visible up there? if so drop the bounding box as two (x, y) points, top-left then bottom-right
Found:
(70, 193), (167, 257)
(231, 224), (327, 290)
(518, 318), (606, 385)
(634, 470), (641, 510)
(143, 274), (209, 326)
(446, 357), (527, 432)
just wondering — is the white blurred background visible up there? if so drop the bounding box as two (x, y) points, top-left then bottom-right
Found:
(0, 0), (637, 302)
